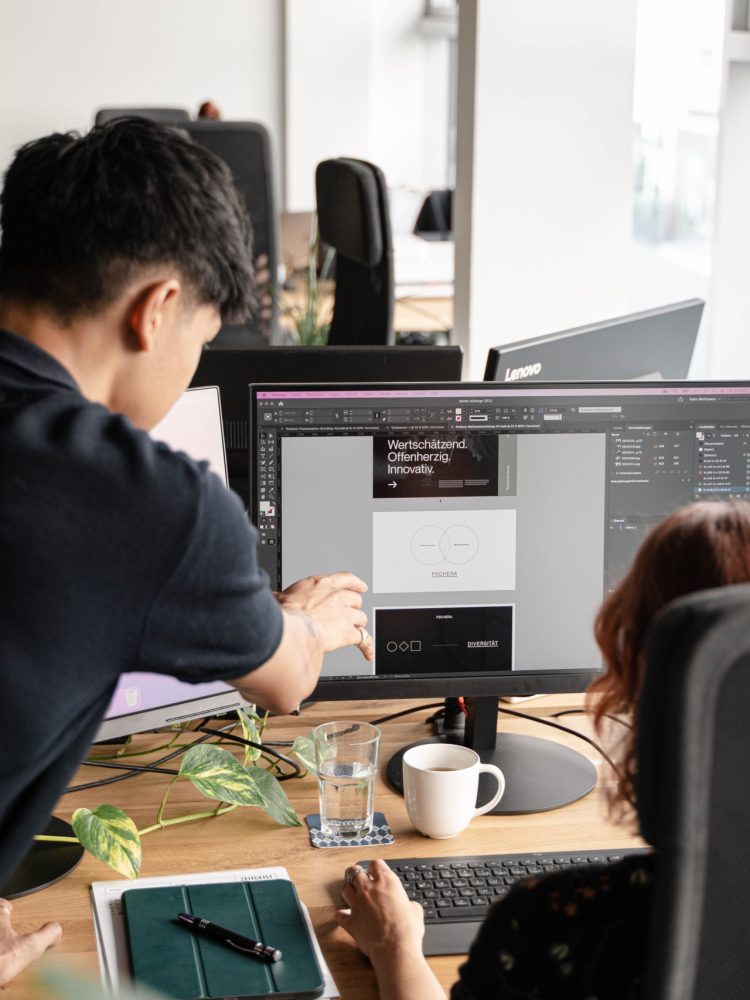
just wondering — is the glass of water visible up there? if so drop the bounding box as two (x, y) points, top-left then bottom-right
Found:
(313, 721), (381, 839)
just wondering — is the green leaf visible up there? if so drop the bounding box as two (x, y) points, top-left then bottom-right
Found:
(291, 735), (316, 774)
(237, 706), (262, 763)
(71, 805), (141, 879)
(180, 745), (300, 827)
(246, 768), (301, 827)
(180, 745), (263, 806)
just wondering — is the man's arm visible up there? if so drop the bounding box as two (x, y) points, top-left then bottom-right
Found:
(228, 571), (374, 714)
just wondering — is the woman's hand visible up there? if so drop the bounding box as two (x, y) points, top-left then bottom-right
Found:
(336, 859), (425, 961)
(335, 860), (446, 1000)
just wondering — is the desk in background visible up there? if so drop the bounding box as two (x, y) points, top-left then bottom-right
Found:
(7, 697), (642, 999)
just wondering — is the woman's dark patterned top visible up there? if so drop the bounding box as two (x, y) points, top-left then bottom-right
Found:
(450, 853), (655, 1000)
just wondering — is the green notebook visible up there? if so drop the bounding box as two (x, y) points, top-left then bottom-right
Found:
(122, 879), (326, 1000)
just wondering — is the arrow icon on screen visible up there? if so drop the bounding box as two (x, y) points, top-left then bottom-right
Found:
(388, 481), (397, 489)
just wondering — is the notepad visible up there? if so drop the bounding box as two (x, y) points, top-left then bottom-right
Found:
(122, 879), (325, 1000)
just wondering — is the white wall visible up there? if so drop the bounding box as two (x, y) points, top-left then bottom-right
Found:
(0, 0), (283, 177)
(454, 0), (639, 378)
(284, 0), (452, 212)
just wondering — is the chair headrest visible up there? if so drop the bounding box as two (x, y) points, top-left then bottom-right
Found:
(636, 583), (750, 847)
(315, 158), (384, 266)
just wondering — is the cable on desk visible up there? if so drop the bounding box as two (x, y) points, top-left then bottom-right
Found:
(551, 708), (633, 730)
(370, 702), (446, 727)
(195, 724), (303, 781)
(366, 698), (622, 781)
(65, 726), (219, 793)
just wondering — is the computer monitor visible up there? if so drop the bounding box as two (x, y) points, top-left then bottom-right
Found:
(191, 345), (463, 503)
(251, 378), (750, 813)
(95, 386), (248, 741)
(483, 299), (704, 384)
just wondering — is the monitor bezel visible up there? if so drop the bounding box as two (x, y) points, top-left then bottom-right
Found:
(483, 298), (704, 382)
(250, 376), (748, 701)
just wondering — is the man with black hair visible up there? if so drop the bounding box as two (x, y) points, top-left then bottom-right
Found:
(0, 119), (373, 985)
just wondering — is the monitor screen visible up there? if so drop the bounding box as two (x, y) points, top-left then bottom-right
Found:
(96, 386), (246, 741)
(252, 379), (749, 704)
(484, 299), (704, 384)
(191, 345), (463, 504)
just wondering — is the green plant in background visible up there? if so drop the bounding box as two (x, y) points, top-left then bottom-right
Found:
(279, 213), (335, 346)
(35, 708), (316, 879)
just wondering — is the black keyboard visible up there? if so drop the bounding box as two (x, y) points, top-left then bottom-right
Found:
(358, 848), (649, 955)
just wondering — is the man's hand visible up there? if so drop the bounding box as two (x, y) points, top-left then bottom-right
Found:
(0, 898), (61, 987)
(277, 572), (374, 662)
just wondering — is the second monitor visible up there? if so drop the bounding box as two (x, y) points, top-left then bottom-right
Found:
(191, 345), (463, 503)
(484, 298), (704, 383)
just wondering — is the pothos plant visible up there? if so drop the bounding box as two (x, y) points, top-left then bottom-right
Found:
(35, 708), (316, 879)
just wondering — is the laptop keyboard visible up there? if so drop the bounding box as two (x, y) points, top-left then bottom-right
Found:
(360, 848), (648, 926)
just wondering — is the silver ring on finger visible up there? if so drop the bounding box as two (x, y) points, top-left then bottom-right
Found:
(357, 627), (370, 648)
(345, 864), (369, 886)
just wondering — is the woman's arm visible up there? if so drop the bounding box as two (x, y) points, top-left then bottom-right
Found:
(335, 859), (446, 1000)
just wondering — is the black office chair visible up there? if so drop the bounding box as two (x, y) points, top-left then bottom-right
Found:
(637, 583), (750, 1000)
(94, 107), (190, 126)
(413, 188), (453, 240)
(315, 158), (394, 346)
(180, 121), (279, 344)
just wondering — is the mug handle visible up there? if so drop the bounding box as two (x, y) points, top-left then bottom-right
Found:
(473, 764), (506, 817)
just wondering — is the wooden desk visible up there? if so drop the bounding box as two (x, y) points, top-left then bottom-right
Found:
(7, 697), (641, 998)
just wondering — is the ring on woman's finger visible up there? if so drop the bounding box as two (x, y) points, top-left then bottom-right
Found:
(357, 627), (370, 648)
(345, 864), (370, 886)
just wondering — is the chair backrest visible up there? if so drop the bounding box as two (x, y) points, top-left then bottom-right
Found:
(94, 107), (190, 126)
(181, 121), (279, 342)
(315, 158), (394, 346)
(637, 583), (750, 1000)
(413, 188), (453, 239)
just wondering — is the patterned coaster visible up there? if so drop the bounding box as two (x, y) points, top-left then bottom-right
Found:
(305, 812), (394, 849)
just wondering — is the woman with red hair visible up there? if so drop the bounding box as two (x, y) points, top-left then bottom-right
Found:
(336, 501), (750, 1000)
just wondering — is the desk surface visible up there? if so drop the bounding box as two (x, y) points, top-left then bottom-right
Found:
(7, 697), (640, 998)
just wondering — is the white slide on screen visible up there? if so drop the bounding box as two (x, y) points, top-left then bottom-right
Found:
(372, 509), (516, 594)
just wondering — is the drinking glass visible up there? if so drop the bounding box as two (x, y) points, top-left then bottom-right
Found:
(313, 721), (381, 838)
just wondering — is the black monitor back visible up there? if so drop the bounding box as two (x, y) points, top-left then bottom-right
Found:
(191, 345), (463, 503)
(484, 299), (703, 383)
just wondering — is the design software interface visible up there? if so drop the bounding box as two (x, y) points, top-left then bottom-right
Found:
(253, 384), (750, 682)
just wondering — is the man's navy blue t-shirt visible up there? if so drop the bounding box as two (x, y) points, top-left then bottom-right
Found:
(0, 329), (284, 885)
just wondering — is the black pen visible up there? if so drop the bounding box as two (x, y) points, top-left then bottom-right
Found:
(177, 912), (283, 962)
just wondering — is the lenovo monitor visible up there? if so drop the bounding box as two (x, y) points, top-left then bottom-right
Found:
(484, 299), (703, 384)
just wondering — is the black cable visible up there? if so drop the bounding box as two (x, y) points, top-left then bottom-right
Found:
(370, 702), (445, 727)
(66, 724), (227, 793)
(367, 699), (623, 781)
(551, 708), (632, 730)
(195, 725), (303, 781)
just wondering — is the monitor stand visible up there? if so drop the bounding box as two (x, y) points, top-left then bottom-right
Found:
(0, 817), (84, 899)
(386, 695), (597, 814)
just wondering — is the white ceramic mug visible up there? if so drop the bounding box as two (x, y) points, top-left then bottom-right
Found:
(402, 743), (505, 839)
